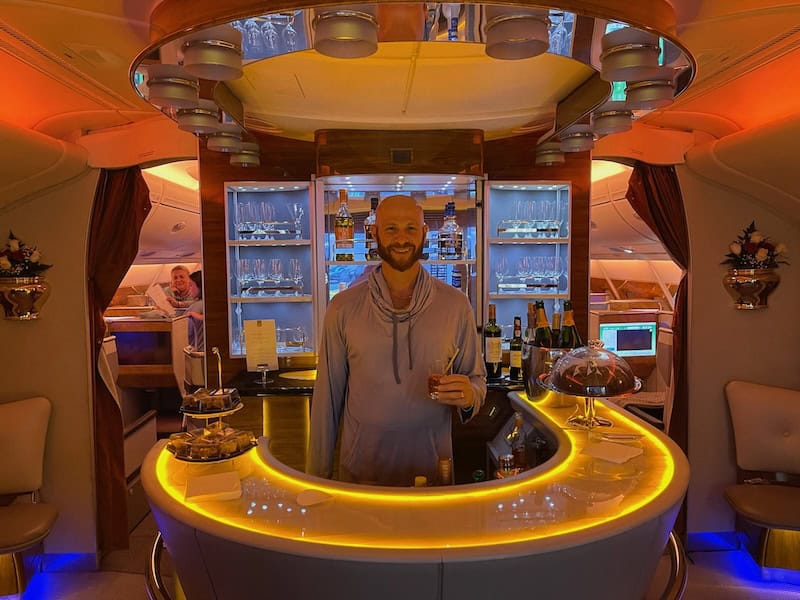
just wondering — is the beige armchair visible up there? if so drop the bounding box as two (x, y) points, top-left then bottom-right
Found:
(724, 380), (800, 571)
(0, 396), (58, 594)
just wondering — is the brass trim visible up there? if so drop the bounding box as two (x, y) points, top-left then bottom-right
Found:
(599, 42), (661, 62)
(485, 13), (551, 31)
(146, 76), (200, 90)
(312, 10), (379, 28)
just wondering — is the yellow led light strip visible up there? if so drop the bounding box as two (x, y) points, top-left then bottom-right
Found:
(155, 393), (677, 550)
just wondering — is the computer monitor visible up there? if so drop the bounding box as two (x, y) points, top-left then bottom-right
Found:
(598, 321), (658, 358)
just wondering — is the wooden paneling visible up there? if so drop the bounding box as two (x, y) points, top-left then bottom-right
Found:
(316, 129), (483, 176)
(485, 135), (592, 341)
(199, 131), (315, 384)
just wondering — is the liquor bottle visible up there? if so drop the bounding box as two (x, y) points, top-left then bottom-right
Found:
(558, 299), (583, 349)
(437, 457), (454, 485)
(509, 316), (523, 381)
(532, 300), (553, 348)
(438, 201), (464, 260)
(483, 303), (503, 380)
(551, 311), (562, 343)
(334, 189), (354, 261)
(451, 266), (462, 291)
(364, 195), (379, 260)
(506, 411), (528, 470)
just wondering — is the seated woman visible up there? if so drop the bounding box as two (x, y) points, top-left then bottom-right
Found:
(186, 270), (204, 352)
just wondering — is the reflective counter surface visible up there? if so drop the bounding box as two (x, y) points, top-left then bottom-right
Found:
(144, 389), (688, 559)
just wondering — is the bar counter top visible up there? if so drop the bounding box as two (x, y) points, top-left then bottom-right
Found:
(142, 389), (689, 600)
(226, 368), (316, 396)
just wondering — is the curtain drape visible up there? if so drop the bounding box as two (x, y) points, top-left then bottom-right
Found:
(625, 163), (689, 454)
(88, 167), (151, 551)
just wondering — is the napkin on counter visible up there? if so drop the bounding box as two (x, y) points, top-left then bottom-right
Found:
(582, 441), (644, 464)
(185, 471), (241, 502)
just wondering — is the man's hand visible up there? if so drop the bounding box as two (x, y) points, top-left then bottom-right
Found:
(434, 373), (474, 410)
(166, 296), (179, 307)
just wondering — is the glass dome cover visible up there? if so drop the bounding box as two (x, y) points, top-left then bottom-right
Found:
(546, 340), (639, 397)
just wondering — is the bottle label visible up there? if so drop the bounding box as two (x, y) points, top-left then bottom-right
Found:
(510, 349), (522, 368)
(485, 337), (502, 363)
(335, 221), (354, 248)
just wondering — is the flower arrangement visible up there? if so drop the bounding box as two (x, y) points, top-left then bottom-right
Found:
(722, 221), (788, 270)
(0, 231), (53, 277)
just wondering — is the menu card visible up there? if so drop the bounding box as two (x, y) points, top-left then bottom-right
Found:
(243, 319), (279, 373)
(145, 283), (176, 317)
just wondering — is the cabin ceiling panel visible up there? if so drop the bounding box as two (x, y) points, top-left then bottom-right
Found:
(233, 43), (591, 141)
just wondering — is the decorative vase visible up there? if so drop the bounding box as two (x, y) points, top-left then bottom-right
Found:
(0, 277), (51, 320)
(722, 268), (780, 310)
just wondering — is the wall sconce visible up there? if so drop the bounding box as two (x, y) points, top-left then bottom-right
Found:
(230, 142), (261, 167)
(182, 25), (243, 81)
(313, 6), (378, 58)
(591, 101), (633, 135)
(624, 67), (676, 110)
(484, 7), (550, 60)
(176, 99), (220, 135)
(559, 124), (595, 153)
(146, 64), (199, 109)
(599, 26), (661, 83)
(535, 142), (565, 166)
(206, 123), (243, 152)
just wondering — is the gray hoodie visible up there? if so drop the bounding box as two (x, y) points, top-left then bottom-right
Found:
(307, 266), (487, 486)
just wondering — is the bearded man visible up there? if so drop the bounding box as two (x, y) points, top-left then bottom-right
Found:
(307, 195), (486, 486)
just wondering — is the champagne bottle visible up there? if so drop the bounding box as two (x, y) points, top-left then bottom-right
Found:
(364, 195), (379, 260)
(483, 304), (503, 380)
(334, 189), (354, 261)
(558, 300), (582, 349)
(551, 311), (562, 342)
(509, 316), (523, 381)
(532, 300), (553, 348)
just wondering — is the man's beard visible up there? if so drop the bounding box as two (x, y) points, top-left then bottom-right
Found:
(376, 236), (425, 272)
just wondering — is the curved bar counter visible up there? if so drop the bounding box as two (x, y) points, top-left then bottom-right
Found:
(142, 391), (689, 600)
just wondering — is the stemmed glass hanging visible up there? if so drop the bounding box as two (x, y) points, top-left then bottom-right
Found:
(283, 15), (298, 52)
(261, 17), (279, 53)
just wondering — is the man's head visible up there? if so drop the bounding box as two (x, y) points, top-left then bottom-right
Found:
(374, 195), (428, 273)
(170, 265), (191, 295)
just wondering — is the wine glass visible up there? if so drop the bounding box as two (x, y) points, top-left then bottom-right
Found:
(517, 256), (532, 284)
(288, 203), (304, 239)
(289, 258), (303, 295)
(261, 18), (279, 54)
(269, 258), (283, 295)
(283, 17), (298, 52)
(494, 256), (509, 293)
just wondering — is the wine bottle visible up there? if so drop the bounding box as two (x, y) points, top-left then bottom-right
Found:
(483, 303), (503, 380)
(532, 300), (553, 348)
(558, 300), (582, 349)
(334, 189), (354, 261)
(509, 316), (523, 381)
(364, 195), (379, 260)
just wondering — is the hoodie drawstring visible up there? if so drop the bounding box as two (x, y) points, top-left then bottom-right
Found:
(391, 313), (400, 384)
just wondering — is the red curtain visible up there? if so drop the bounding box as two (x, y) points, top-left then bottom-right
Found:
(625, 163), (689, 454)
(87, 167), (151, 551)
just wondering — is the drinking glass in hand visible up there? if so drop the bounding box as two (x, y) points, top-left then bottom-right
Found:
(428, 359), (446, 400)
